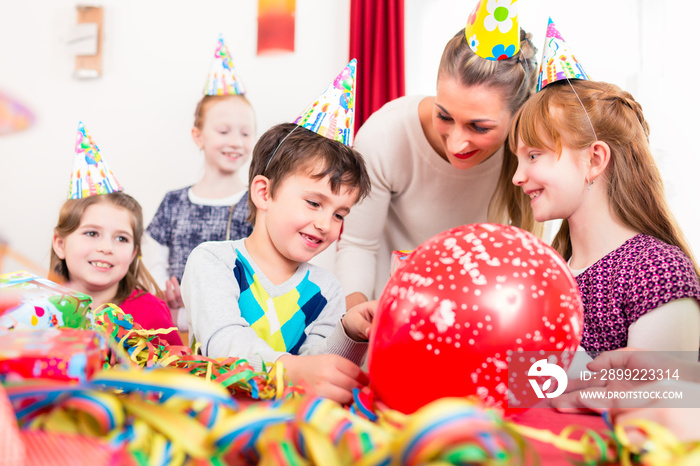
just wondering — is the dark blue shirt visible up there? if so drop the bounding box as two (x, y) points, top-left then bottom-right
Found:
(147, 187), (253, 282)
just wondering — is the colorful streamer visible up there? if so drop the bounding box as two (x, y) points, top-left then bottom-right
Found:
(3, 301), (700, 465)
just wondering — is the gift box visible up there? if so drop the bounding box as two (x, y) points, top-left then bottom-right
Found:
(0, 271), (93, 330)
(390, 250), (413, 275)
(0, 328), (106, 383)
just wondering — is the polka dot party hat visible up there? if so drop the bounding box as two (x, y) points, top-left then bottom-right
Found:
(68, 122), (123, 199)
(536, 18), (590, 92)
(293, 59), (357, 147)
(464, 0), (520, 61)
(203, 34), (246, 96)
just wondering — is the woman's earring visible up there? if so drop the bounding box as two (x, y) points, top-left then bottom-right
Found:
(586, 176), (594, 191)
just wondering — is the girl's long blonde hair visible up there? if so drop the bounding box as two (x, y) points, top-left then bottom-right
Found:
(437, 28), (543, 236)
(49, 192), (164, 304)
(509, 79), (699, 277)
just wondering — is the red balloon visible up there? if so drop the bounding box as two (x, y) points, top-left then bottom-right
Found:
(367, 223), (583, 414)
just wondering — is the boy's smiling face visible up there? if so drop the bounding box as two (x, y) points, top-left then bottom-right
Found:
(248, 163), (359, 278)
(265, 169), (358, 265)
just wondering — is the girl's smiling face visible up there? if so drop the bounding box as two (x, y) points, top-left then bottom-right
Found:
(52, 202), (137, 300)
(512, 136), (590, 223)
(193, 96), (256, 175)
(432, 76), (513, 169)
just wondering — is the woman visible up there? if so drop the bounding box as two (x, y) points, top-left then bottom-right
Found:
(336, 20), (541, 307)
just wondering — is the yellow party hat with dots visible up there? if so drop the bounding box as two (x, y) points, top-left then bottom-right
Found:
(465, 0), (519, 61)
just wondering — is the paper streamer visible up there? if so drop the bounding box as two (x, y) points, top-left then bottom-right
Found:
(3, 302), (700, 465)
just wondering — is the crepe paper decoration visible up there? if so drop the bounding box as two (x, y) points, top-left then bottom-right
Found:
(203, 34), (246, 96)
(4, 368), (238, 463)
(92, 303), (302, 401)
(537, 18), (590, 92)
(257, 0), (295, 55)
(6, 370), (526, 466)
(0, 90), (35, 135)
(0, 384), (132, 466)
(294, 59), (357, 146)
(465, 0), (520, 60)
(0, 328), (106, 383)
(68, 121), (123, 199)
(0, 271), (93, 330)
(6, 355), (700, 466)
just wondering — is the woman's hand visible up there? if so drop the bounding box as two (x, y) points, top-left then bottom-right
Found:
(345, 291), (368, 310)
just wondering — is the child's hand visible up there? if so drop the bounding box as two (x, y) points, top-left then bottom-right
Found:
(278, 353), (369, 405)
(341, 300), (377, 342)
(164, 276), (185, 310)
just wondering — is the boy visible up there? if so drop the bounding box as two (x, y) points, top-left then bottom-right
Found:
(181, 122), (373, 404)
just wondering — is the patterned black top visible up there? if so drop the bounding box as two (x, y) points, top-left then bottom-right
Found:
(147, 187), (253, 282)
(576, 234), (700, 353)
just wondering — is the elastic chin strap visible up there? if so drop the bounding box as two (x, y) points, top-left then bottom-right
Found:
(566, 78), (598, 196)
(566, 78), (598, 142)
(263, 125), (299, 175)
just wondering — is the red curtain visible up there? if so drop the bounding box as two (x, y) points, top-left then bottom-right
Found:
(349, 0), (405, 133)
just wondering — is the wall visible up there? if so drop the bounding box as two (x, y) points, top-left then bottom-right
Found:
(1, 0), (699, 275)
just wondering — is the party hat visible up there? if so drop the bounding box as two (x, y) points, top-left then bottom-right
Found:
(294, 59), (356, 146)
(68, 122), (123, 199)
(203, 34), (246, 96)
(537, 18), (590, 92)
(465, 0), (519, 61)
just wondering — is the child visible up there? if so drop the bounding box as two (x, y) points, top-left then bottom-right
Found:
(143, 35), (256, 333)
(510, 75), (700, 354)
(182, 61), (375, 404)
(51, 122), (182, 347)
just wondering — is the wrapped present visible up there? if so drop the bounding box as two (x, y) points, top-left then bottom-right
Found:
(0, 271), (92, 330)
(0, 328), (106, 383)
(390, 250), (413, 275)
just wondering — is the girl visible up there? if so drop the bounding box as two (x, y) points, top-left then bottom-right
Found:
(335, 18), (542, 307)
(143, 36), (256, 331)
(51, 192), (182, 347)
(511, 79), (700, 354)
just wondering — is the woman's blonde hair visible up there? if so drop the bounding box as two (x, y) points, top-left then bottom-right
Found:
(438, 28), (542, 236)
(509, 79), (699, 277)
(49, 192), (164, 304)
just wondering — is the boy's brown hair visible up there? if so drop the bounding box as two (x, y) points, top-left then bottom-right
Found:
(246, 123), (371, 224)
